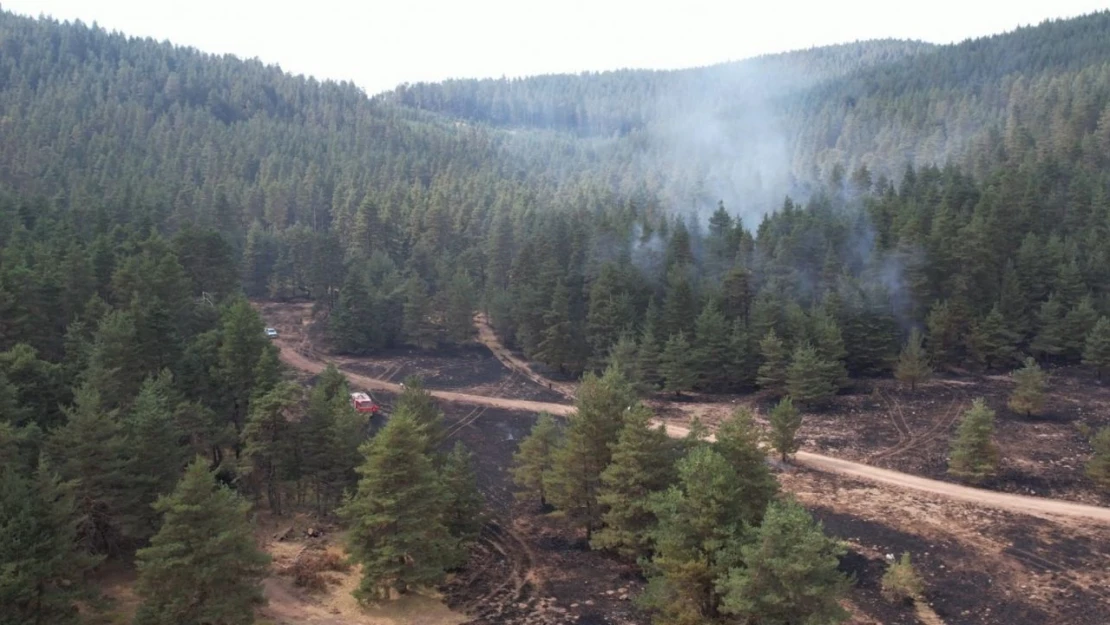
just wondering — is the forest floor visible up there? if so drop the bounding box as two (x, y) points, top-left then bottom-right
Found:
(256, 300), (1110, 625)
(256, 514), (467, 625)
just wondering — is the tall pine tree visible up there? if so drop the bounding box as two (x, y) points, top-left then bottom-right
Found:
(1083, 317), (1110, 379)
(341, 411), (454, 601)
(0, 464), (99, 625)
(768, 396), (802, 463)
(133, 458), (270, 625)
(757, 330), (788, 396)
(511, 414), (562, 508)
(591, 405), (675, 559)
(660, 332), (696, 396)
(548, 367), (635, 538)
(718, 499), (850, 625)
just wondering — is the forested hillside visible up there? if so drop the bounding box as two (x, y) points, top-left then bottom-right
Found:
(391, 12), (1110, 193)
(3, 8), (1110, 622)
(2, 9), (1110, 395)
(383, 40), (935, 137)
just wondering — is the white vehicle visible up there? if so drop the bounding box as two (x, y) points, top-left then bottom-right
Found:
(265, 327), (279, 338)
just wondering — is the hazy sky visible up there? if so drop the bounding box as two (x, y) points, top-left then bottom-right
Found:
(4, 0), (1108, 93)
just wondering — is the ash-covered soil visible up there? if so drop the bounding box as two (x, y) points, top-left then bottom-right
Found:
(338, 347), (568, 404)
(437, 406), (647, 625)
(798, 370), (1110, 506)
(781, 466), (1110, 625)
(259, 300), (1110, 625)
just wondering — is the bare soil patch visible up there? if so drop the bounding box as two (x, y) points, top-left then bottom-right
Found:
(257, 513), (467, 625)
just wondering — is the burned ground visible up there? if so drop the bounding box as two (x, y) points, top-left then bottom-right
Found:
(259, 300), (1110, 625)
(437, 405), (647, 625)
(796, 372), (1110, 506)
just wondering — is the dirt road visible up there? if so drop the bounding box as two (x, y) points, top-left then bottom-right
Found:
(277, 343), (575, 416)
(275, 339), (1110, 525)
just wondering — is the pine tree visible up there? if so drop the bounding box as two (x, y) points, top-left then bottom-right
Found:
(721, 265), (753, 323)
(1063, 296), (1099, 361)
(587, 264), (633, 367)
(662, 267), (698, 339)
(215, 298), (270, 434)
(118, 373), (187, 544)
(606, 332), (643, 393)
(895, 328), (932, 391)
(1030, 296), (1067, 360)
(997, 261), (1031, 340)
(637, 322), (663, 392)
(1086, 427), (1110, 491)
(341, 412), (454, 601)
(241, 223), (272, 297)
(693, 303), (732, 392)
(591, 405), (675, 559)
(548, 367), (635, 538)
(45, 385), (126, 556)
(970, 305), (1018, 370)
(0, 420), (37, 475)
(1054, 260), (1087, 308)
(329, 397), (367, 497)
(839, 288), (899, 375)
(660, 332), (696, 396)
(1008, 357), (1047, 417)
(925, 300), (964, 369)
(639, 446), (747, 624)
(510, 413), (561, 508)
(252, 344), (282, 397)
(240, 382), (302, 515)
(810, 311), (849, 391)
(133, 458), (270, 625)
(757, 330), (788, 396)
(718, 499), (850, 625)
(768, 396), (802, 463)
(786, 344), (838, 406)
(948, 398), (999, 483)
(442, 270), (476, 345)
(84, 308), (142, 410)
(299, 365), (361, 512)
(315, 363), (350, 401)
(394, 377), (445, 457)
(402, 274), (438, 350)
(0, 464), (99, 625)
(706, 202), (737, 276)
(300, 382), (344, 514)
(728, 319), (758, 390)
(535, 280), (577, 374)
(1083, 317), (1110, 379)
(882, 553), (925, 603)
(441, 442), (484, 560)
(0, 343), (70, 431)
(330, 267), (374, 353)
(713, 407), (778, 526)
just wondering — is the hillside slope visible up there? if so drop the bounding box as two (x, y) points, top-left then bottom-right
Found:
(389, 12), (1110, 202)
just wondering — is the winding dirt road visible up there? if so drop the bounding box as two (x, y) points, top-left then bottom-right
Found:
(268, 312), (1110, 525)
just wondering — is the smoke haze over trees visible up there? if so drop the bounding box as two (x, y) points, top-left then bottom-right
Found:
(3, 7), (1110, 622)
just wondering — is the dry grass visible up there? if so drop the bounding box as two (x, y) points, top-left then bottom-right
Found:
(291, 548), (351, 592)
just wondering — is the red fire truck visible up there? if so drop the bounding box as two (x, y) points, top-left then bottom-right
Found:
(349, 392), (381, 415)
